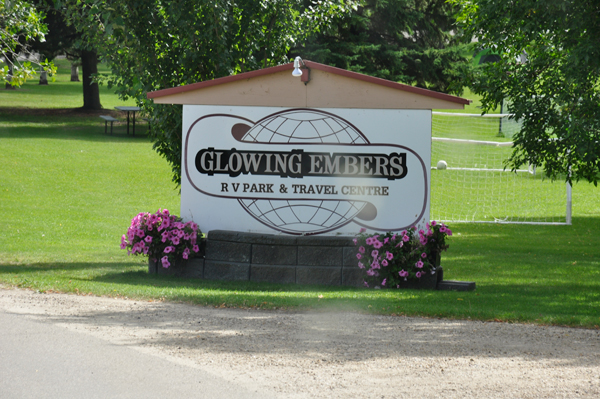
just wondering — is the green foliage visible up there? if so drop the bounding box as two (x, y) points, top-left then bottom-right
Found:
(453, 0), (600, 185)
(292, 0), (473, 95)
(60, 0), (358, 186)
(0, 0), (56, 85)
(30, 0), (78, 62)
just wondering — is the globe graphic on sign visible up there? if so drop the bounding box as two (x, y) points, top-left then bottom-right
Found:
(231, 109), (377, 235)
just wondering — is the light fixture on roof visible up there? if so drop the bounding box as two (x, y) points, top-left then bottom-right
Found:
(292, 56), (310, 84)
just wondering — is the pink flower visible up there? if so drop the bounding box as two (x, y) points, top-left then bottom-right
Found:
(431, 220), (437, 226)
(416, 260), (424, 268)
(383, 237), (389, 244)
(386, 251), (393, 260)
(373, 240), (383, 249)
(359, 228), (367, 233)
(161, 256), (170, 268)
(352, 238), (358, 245)
(439, 226), (447, 233)
(381, 259), (388, 267)
(161, 231), (169, 243)
(391, 234), (397, 241)
(399, 270), (408, 277)
(365, 237), (373, 245)
(164, 246), (175, 254)
(421, 252), (427, 258)
(358, 261), (365, 269)
(371, 250), (379, 258)
(363, 281), (369, 287)
(381, 278), (387, 286)
(171, 236), (180, 245)
(447, 229), (453, 236)
(356, 253), (362, 260)
(402, 234), (410, 242)
(144, 235), (153, 243)
(359, 246), (365, 253)
(192, 245), (200, 252)
(395, 241), (403, 248)
(416, 271), (422, 278)
(366, 269), (376, 276)
(372, 261), (380, 269)
(135, 229), (145, 238)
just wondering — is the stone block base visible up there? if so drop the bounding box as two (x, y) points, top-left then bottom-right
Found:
(147, 230), (473, 290)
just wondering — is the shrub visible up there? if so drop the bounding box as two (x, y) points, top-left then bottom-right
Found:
(355, 221), (452, 288)
(121, 209), (201, 268)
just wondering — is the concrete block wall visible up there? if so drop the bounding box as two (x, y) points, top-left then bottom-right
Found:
(202, 230), (362, 287)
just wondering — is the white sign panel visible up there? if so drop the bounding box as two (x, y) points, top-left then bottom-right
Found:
(181, 106), (431, 236)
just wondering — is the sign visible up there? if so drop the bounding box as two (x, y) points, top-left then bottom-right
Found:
(181, 106), (431, 235)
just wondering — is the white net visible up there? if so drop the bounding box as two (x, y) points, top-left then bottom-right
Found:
(430, 112), (571, 225)
(432, 111), (522, 139)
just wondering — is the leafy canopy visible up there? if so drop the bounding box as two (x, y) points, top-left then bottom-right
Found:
(0, 0), (55, 85)
(60, 0), (359, 185)
(453, 0), (600, 185)
(293, 0), (473, 95)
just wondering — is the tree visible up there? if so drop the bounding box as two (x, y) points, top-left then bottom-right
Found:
(60, 0), (358, 185)
(453, 0), (600, 185)
(291, 0), (472, 95)
(0, 0), (54, 86)
(29, 1), (101, 108)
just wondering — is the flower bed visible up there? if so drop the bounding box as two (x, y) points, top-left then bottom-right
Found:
(121, 209), (202, 269)
(354, 221), (452, 289)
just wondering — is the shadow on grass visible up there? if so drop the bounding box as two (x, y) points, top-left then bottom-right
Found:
(0, 110), (150, 142)
(0, 262), (135, 274)
(6, 260), (596, 327)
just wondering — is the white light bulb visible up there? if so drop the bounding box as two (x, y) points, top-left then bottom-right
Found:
(292, 56), (303, 77)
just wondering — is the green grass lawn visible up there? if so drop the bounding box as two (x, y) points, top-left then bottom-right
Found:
(0, 58), (135, 109)
(1, 77), (599, 328)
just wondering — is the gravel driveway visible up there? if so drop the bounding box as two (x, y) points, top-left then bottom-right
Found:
(1, 287), (598, 398)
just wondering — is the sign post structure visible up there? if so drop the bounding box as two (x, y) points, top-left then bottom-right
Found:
(149, 61), (469, 237)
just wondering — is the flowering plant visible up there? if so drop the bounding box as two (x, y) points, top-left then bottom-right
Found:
(121, 209), (201, 269)
(354, 221), (452, 288)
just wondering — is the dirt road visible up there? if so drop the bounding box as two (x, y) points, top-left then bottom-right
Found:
(1, 287), (598, 398)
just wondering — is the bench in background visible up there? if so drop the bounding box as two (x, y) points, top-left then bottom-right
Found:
(100, 115), (119, 135)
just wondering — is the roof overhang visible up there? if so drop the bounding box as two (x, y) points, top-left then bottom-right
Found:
(147, 61), (469, 110)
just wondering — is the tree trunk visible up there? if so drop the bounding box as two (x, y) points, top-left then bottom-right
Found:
(39, 70), (48, 85)
(5, 59), (16, 90)
(80, 50), (102, 110)
(70, 63), (80, 82)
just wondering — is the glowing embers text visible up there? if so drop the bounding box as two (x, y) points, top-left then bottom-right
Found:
(196, 148), (407, 180)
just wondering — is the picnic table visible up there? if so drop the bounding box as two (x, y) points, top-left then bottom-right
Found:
(114, 106), (141, 136)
